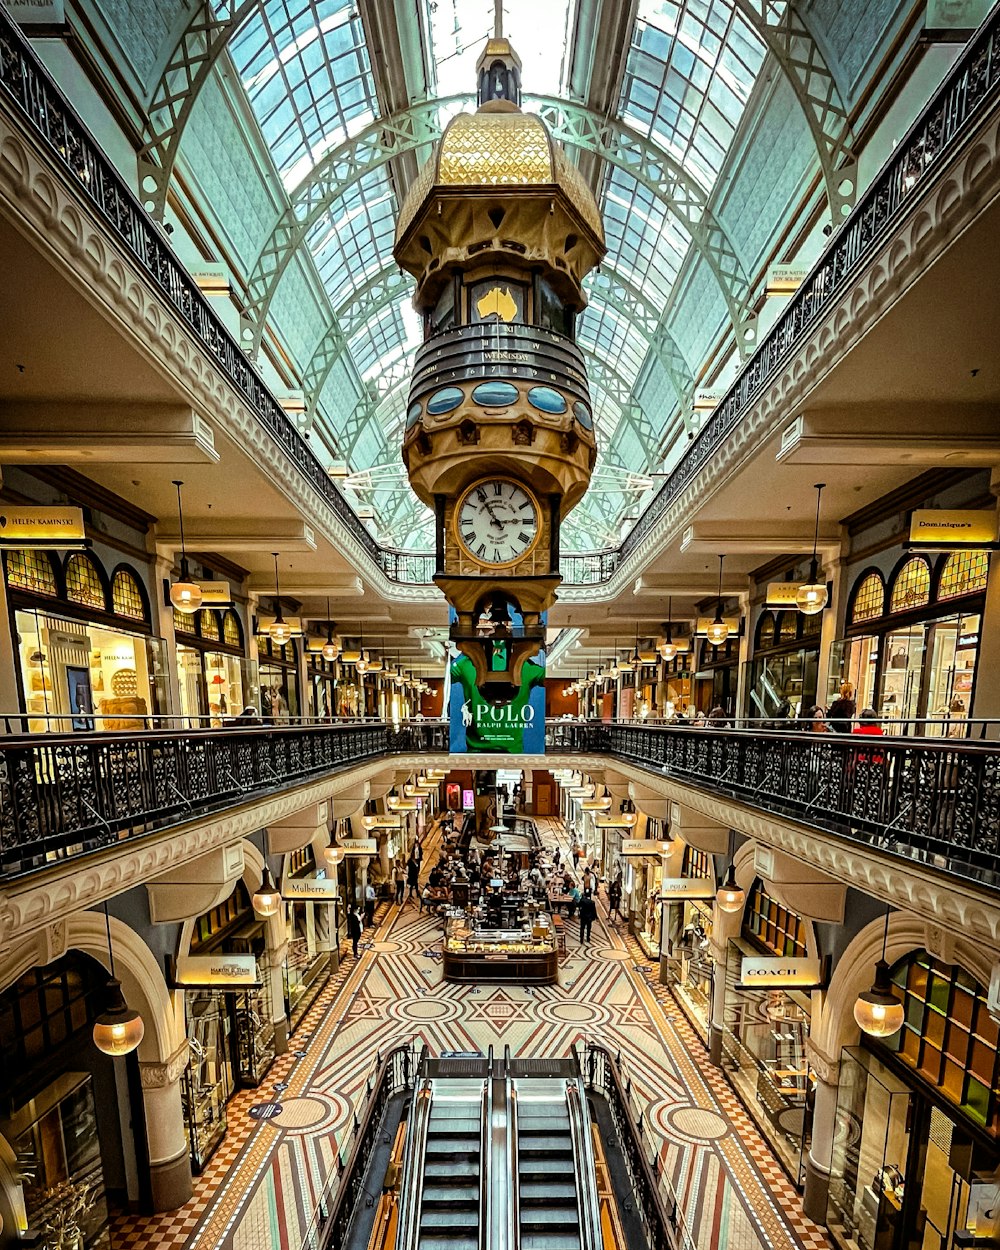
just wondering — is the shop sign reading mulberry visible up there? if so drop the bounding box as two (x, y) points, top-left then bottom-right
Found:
(736, 955), (823, 990)
(0, 506), (87, 548)
(280, 876), (339, 900)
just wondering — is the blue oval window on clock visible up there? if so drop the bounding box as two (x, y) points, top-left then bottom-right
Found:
(426, 387), (464, 415)
(471, 381), (519, 407)
(527, 386), (567, 414)
(573, 401), (593, 430)
(405, 401), (423, 429)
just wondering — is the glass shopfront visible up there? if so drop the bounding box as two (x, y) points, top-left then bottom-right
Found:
(723, 885), (814, 1186)
(747, 609), (822, 720)
(695, 634), (739, 716)
(174, 608), (255, 727)
(282, 847), (335, 1034)
(661, 847), (714, 1039)
(258, 636), (300, 720)
(6, 549), (168, 732)
(632, 826), (666, 960)
(831, 553), (987, 734)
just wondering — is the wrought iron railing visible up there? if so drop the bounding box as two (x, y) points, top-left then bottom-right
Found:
(0, 720), (448, 879)
(548, 721), (1000, 889)
(578, 1041), (695, 1250)
(301, 1043), (418, 1250)
(558, 550), (621, 585)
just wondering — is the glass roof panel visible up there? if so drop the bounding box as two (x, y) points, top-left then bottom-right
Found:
(602, 167), (690, 308)
(424, 0), (577, 98)
(308, 167), (397, 299)
(623, 0), (768, 194)
(231, 0), (379, 188)
(578, 301), (650, 390)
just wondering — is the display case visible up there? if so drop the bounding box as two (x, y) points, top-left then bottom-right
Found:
(443, 916), (558, 984)
(182, 992), (233, 1172)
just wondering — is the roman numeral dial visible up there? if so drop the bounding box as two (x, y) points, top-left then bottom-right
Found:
(455, 479), (540, 567)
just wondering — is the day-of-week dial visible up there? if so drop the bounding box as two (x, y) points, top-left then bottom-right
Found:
(457, 480), (539, 566)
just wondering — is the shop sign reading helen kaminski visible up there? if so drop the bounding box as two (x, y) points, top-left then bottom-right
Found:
(0, 506), (86, 545)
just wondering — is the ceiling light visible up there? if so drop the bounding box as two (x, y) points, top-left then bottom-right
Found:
(796, 483), (829, 615)
(715, 865), (745, 913)
(169, 480), (202, 613)
(252, 864), (282, 917)
(854, 908), (904, 1038)
(267, 553), (292, 645)
(659, 596), (678, 662)
(92, 904), (144, 1057)
(706, 555), (730, 647)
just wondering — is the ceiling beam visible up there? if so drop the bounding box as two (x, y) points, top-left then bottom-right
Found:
(0, 403), (218, 464)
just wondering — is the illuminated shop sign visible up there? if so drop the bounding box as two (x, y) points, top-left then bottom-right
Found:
(736, 955), (823, 990)
(175, 954), (260, 989)
(194, 581), (233, 605)
(621, 839), (672, 857)
(0, 506), (86, 548)
(908, 509), (998, 549)
(765, 583), (804, 607)
(337, 838), (377, 855)
(280, 876), (339, 900)
(659, 878), (716, 900)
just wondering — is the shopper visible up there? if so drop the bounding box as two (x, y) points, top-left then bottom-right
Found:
(567, 882), (581, 919)
(608, 875), (623, 923)
(406, 854), (420, 900)
(707, 705), (728, 727)
(364, 880), (376, 928)
(347, 906), (363, 959)
(827, 682), (857, 733)
(393, 860), (406, 905)
(809, 706), (830, 733)
(579, 892), (598, 945)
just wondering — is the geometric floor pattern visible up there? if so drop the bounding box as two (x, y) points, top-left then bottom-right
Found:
(112, 818), (832, 1250)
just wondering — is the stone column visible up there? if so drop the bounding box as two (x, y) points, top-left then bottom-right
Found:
(708, 906), (742, 1065)
(971, 469), (1000, 737)
(263, 934), (290, 1054)
(139, 1043), (194, 1211)
(802, 1043), (841, 1222)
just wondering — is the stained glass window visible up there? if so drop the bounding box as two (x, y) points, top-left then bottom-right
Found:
(745, 882), (807, 958)
(889, 557), (931, 614)
(4, 549), (58, 596)
(111, 569), (147, 621)
(850, 572), (886, 625)
(939, 551), (989, 600)
(64, 554), (105, 610)
(222, 611), (243, 649)
(199, 610), (221, 642)
(174, 610), (197, 636)
(755, 611), (776, 649)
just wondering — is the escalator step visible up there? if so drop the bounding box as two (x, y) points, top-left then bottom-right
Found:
(424, 1159), (479, 1178)
(521, 1235), (580, 1250)
(520, 1207), (580, 1227)
(420, 1208), (479, 1228)
(519, 1158), (574, 1176)
(416, 1236), (478, 1250)
(422, 1184), (478, 1205)
(519, 1181), (578, 1202)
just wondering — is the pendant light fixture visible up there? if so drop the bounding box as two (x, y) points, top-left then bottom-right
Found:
(356, 627), (369, 675)
(659, 598), (678, 662)
(322, 598), (340, 661)
(609, 641), (621, 680)
(252, 863), (282, 917)
(715, 832), (745, 913)
(92, 903), (145, 1056)
(705, 555), (730, 648)
(323, 842), (345, 870)
(796, 483), (829, 615)
(854, 906), (904, 1037)
(169, 480), (203, 612)
(267, 553), (292, 646)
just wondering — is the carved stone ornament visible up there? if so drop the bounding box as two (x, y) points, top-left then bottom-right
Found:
(512, 418), (534, 446)
(140, 1040), (191, 1089)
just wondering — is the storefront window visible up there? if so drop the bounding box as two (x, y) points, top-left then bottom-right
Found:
(175, 608), (253, 727)
(889, 556), (931, 614)
(282, 848), (335, 1033)
(661, 847), (714, 1038)
(64, 553), (105, 611)
(258, 636), (300, 721)
(747, 610), (821, 718)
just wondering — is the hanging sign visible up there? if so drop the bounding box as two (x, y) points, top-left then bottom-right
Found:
(195, 581), (233, 606)
(908, 509), (998, 548)
(766, 583), (804, 607)
(281, 876), (339, 900)
(766, 263), (809, 296)
(174, 954), (260, 989)
(695, 616), (741, 637)
(659, 877), (716, 900)
(621, 839), (673, 857)
(0, 505), (86, 548)
(337, 838), (377, 855)
(595, 814), (638, 828)
(736, 955), (823, 990)
(361, 815), (403, 830)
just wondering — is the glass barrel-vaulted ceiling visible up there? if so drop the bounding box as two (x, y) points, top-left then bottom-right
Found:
(222, 0), (773, 549)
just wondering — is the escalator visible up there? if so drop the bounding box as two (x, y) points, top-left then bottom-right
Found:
(516, 1079), (582, 1250)
(419, 1078), (485, 1249)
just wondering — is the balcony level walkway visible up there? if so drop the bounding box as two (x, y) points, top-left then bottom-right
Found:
(111, 817), (829, 1250)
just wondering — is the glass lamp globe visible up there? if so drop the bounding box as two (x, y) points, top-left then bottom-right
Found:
(609, 663), (620, 679)
(170, 580), (203, 612)
(796, 582), (829, 615)
(659, 641), (678, 662)
(705, 617), (730, 647)
(323, 844), (345, 869)
(252, 867), (282, 917)
(269, 618), (292, 646)
(716, 868), (745, 913)
(854, 961), (904, 1037)
(93, 980), (145, 1056)
(322, 638), (340, 661)
(356, 652), (369, 674)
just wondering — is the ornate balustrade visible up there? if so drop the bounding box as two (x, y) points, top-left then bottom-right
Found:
(549, 721), (1000, 890)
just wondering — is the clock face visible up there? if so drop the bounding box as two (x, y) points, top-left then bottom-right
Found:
(456, 479), (540, 566)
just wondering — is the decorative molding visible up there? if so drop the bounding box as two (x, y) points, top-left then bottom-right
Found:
(139, 1040), (191, 1089)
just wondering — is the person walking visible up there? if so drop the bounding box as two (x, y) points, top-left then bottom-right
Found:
(393, 860), (406, 905)
(607, 874), (623, 924)
(364, 880), (376, 928)
(347, 906), (363, 959)
(579, 892), (598, 945)
(406, 854), (420, 900)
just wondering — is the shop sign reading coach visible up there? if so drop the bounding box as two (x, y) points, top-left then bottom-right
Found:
(175, 954), (260, 989)
(736, 955), (822, 990)
(0, 505), (86, 548)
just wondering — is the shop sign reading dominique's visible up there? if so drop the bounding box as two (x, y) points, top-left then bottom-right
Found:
(280, 876), (339, 901)
(908, 509), (998, 548)
(658, 878), (716, 900)
(736, 955), (823, 990)
(0, 505), (86, 547)
(175, 954), (260, 989)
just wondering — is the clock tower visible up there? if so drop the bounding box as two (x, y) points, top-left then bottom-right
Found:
(393, 17), (605, 701)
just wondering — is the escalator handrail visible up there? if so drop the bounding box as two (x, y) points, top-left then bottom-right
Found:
(478, 1075), (492, 1250)
(565, 1079), (604, 1250)
(508, 1083), (520, 1250)
(395, 1076), (434, 1250)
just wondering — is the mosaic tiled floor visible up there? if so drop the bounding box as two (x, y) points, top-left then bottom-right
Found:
(112, 818), (831, 1250)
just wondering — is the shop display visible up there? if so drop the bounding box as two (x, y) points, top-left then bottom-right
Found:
(182, 992), (233, 1172)
(444, 913), (557, 983)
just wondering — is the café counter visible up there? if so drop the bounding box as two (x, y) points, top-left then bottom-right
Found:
(443, 917), (558, 984)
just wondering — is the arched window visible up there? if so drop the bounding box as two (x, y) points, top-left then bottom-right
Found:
(198, 610), (220, 642)
(776, 611), (798, 644)
(110, 567), (148, 622)
(939, 551), (989, 601)
(850, 571), (885, 625)
(755, 611), (776, 649)
(3, 549), (58, 596)
(64, 553), (106, 610)
(885, 950), (1000, 1133)
(222, 610), (242, 650)
(744, 881), (807, 957)
(173, 609), (197, 637)
(889, 557), (931, 614)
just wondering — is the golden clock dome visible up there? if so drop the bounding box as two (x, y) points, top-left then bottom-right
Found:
(396, 103), (603, 245)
